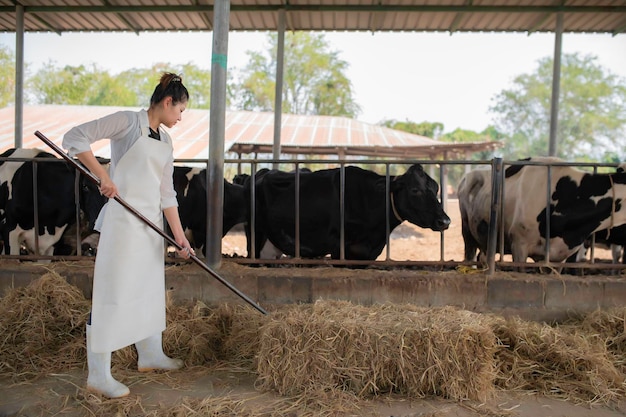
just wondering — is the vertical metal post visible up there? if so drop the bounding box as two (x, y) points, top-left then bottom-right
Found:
(339, 164), (346, 260)
(385, 164), (391, 261)
(548, 13), (563, 157)
(74, 172), (82, 256)
(439, 162), (446, 261)
(15, 4), (24, 148)
(487, 157), (503, 275)
(498, 162), (506, 261)
(544, 164), (553, 263)
(272, 9), (285, 169)
(206, 0), (230, 268)
(32, 161), (40, 255)
(294, 162), (301, 258)
(249, 162), (257, 260)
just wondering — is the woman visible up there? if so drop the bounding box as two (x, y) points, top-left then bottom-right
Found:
(63, 72), (195, 398)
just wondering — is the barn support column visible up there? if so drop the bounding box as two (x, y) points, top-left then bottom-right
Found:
(548, 12), (563, 157)
(206, 0), (230, 268)
(272, 9), (286, 169)
(14, 4), (24, 148)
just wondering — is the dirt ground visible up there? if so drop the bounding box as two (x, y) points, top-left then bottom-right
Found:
(2, 368), (625, 417)
(1, 200), (625, 417)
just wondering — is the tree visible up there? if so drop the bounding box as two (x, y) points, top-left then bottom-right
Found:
(489, 53), (626, 161)
(87, 71), (137, 106)
(380, 119), (444, 139)
(29, 62), (134, 105)
(117, 64), (212, 108)
(233, 32), (361, 117)
(117, 67), (158, 106)
(0, 45), (15, 107)
(179, 63), (212, 109)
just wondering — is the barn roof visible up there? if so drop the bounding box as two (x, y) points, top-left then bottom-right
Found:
(1, 1), (624, 35)
(0, 105), (501, 160)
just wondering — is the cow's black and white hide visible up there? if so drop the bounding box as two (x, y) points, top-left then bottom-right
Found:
(172, 166), (247, 256)
(244, 164), (450, 261)
(458, 157), (626, 265)
(0, 148), (107, 256)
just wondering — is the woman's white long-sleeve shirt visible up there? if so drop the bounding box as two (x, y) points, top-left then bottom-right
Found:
(63, 109), (178, 210)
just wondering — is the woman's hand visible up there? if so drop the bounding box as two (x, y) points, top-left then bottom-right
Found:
(98, 176), (118, 199)
(176, 237), (195, 259)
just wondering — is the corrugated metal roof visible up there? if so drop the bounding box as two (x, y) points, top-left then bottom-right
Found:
(0, 105), (501, 159)
(0, 1), (624, 34)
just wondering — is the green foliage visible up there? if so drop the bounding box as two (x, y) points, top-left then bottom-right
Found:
(0, 45), (15, 107)
(22, 61), (213, 108)
(380, 119), (444, 138)
(180, 63), (212, 108)
(233, 32), (361, 117)
(117, 67), (156, 106)
(87, 71), (136, 106)
(29, 62), (134, 105)
(489, 53), (626, 161)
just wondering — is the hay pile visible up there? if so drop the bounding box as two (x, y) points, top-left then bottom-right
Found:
(0, 271), (90, 378)
(580, 308), (626, 373)
(256, 301), (497, 402)
(0, 272), (625, 414)
(0, 272), (264, 379)
(491, 315), (624, 404)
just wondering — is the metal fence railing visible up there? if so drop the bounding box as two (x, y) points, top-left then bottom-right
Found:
(1, 153), (625, 274)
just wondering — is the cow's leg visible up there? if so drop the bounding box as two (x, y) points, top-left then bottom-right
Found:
(259, 240), (283, 259)
(39, 225), (68, 256)
(247, 224), (268, 259)
(7, 226), (25, 255)
(611, 244), (623, 264)
(462, 224), (479, 262)
(510, 239), (530, 272)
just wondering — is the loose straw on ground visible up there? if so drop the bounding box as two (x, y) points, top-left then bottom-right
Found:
(0, 272), (624, 416)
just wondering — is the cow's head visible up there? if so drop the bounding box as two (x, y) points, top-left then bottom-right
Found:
(79, 177), (107, 231)
(390, 164), (451, 231)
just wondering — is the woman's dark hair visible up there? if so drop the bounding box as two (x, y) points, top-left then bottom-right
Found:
(150, 72), (189, 106)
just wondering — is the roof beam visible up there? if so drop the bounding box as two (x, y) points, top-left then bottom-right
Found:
(101, 0), (140, 33)
(448, 0), (472, 33)
(29, 13), (62, 35)
(0, 4), (624, 14)
(613, 19), (626, 35)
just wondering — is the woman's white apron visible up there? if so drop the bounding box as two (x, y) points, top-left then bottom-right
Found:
(90, 127), (171, 353)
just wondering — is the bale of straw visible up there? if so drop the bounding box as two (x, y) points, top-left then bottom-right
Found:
(164, 299), (223, 366)
(491, 315), (624, 405)
(207, 303), (269, 362)
(0, 271), (90, 379)
(256, 300), (496, 402)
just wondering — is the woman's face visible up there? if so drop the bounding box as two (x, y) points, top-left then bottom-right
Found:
(161, 97), (187, 129)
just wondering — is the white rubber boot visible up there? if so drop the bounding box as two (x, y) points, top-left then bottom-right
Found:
(86, 324), (129, 398)
(135, 332), (183, 372)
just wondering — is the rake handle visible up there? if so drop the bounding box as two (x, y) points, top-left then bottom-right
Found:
(34, 130), (267, 315)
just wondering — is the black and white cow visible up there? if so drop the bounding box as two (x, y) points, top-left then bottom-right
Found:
(243, 164), (451, 260)
(0, 148), (107, 256)
(172, 166), (247, 256)
(458, 157), (626, 264)
(574, 164), (626, 264)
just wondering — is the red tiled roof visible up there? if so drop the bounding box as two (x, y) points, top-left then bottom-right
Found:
(0, 105), (499, 159)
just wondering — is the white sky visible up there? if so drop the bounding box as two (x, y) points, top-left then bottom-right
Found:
(1, 30), (625, 133)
